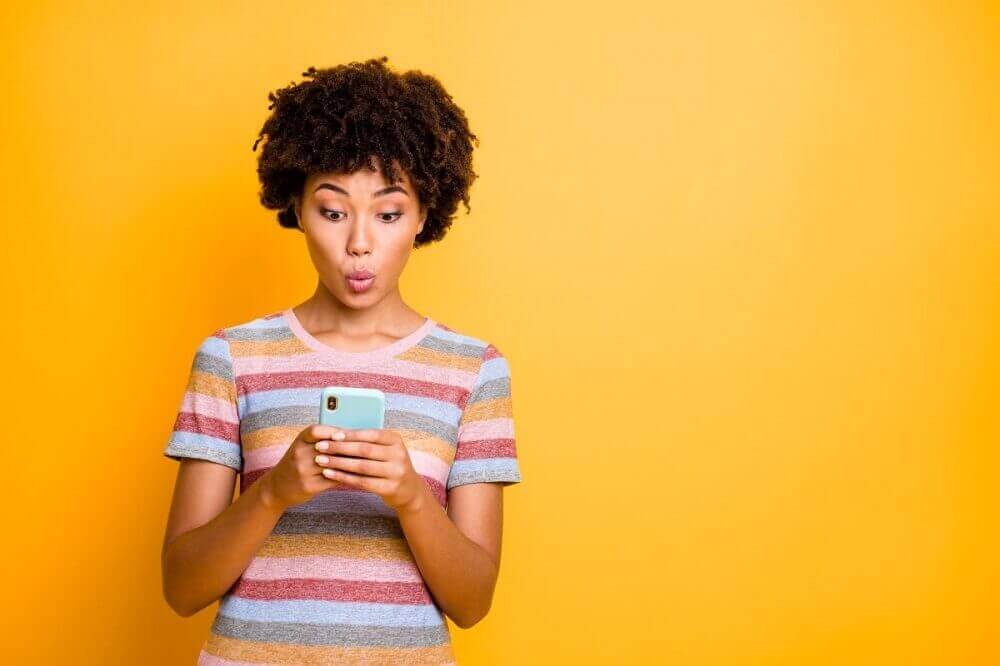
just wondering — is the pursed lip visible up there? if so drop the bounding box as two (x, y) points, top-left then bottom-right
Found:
(347, 269), (375, 280)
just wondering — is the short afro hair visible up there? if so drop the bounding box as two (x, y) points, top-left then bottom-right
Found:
(251, 56), (480, 248)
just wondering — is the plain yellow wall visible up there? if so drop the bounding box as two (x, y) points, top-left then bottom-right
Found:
(1, 0), (996, 663)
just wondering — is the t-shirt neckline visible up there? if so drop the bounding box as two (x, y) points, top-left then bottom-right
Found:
(283, 307), (436, 364)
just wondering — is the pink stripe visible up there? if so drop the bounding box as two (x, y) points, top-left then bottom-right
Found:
(243, 443), (286, 473)
(243, 554), (423, 582)
(179, 391), (237, 422)
(198, 653), (258, 666)
(459, 417), (513, 442)
(408, 449), (450, 485)
(237, 354), (475, 386)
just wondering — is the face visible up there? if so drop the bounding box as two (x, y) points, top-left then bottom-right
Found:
(293, 161), (426, 309)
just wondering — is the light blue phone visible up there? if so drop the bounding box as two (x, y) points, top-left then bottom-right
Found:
(319, 386), (385, 430)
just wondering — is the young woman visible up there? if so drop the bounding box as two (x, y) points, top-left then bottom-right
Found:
(161, 56), (522, 665)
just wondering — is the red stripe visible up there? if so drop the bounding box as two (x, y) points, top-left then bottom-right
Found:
(424, 475), (446, 506)
(173, 412), (239, 443)
(238, 370), (466, 405)
(483, 343), (502, 361)
(230, 577), (433, 604)
(455, 438), (515, 460)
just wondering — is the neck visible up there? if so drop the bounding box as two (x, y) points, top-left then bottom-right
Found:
(294, 280), (425, 339)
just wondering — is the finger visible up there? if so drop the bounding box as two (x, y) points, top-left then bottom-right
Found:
(301, 424), (345, 443)
(315, 454), (391, 478)
(314, 440), (392, 461)
(340, 428), (390, 444)
(320, 467), (387, 493)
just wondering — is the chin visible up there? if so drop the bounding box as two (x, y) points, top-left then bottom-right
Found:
(338, 289), (378, 307)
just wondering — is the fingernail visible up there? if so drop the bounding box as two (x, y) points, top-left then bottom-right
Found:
(315, 441), (329, 451)
(323, 468), (336, 478)
(315, 455), (329, 465)
(332, 431), (346, 440)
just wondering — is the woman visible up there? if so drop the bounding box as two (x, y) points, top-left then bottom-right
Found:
(161, 56), (522, 665)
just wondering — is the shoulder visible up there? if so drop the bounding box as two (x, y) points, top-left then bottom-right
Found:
(193, 309), (288, 361)
(431, 321), (511, 377)
(193, 309), (288, 346)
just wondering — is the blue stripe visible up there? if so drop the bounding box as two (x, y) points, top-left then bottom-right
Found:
(198, 334), (231, 360)
(167, 431), (241, 458)
(477, 355), (510, 384)
(219, 596), (444, 626)
(446, 457), (521, 489)
(425, 328), (485, 349)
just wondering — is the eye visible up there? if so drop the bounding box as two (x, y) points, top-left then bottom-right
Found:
(321, 208), (345, 222)
(379, 211), (403, 224)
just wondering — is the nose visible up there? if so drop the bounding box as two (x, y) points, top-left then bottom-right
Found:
(346, 218), (373, 257)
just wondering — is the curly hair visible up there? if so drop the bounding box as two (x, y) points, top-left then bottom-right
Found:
(251, 56), (480, 248)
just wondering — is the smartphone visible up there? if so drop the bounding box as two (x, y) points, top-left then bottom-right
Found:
(319, 386), (386, 430)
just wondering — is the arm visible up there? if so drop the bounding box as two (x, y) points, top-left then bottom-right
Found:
(161, 459), (284, 617)
(395, 481), (504, 629)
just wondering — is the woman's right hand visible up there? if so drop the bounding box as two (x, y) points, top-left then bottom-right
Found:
(259, 424), (340, 511)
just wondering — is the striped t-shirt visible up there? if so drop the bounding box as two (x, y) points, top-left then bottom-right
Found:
(164, 307), (522, 665)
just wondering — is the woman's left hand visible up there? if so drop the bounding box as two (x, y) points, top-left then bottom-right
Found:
(312, 428), (428, 513)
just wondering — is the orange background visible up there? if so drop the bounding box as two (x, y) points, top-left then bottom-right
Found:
(2, 1), (997, 663)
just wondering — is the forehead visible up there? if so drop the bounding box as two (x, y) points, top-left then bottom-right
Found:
(307, 161), (413, 193)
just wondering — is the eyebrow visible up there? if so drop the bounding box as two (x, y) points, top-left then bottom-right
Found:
(314, 183), (409, 197)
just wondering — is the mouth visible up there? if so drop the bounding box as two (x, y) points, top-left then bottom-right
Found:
(346, 270), (376, 294)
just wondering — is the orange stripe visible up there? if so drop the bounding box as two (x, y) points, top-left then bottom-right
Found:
(396, 345), (481, 372)
(256, 533), (414, 560)
(461, 396), (512, 423)
(189, 369), (236, 404)
(205, 633), (456, 665)
(242, 425), (302, 453)
(229, 336), (310, 358)
(394, 429), (457, 460)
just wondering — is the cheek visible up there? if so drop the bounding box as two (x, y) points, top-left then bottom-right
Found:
(378, 235), (414, 272)
(303, 231), (342, 270)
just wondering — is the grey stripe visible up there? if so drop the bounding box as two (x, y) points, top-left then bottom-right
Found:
(385, 410), (457, 442)
(212, 615), (450, 648)
(286, 490), (396, 516)
(163, 444), (242, 472)
(241, 406), (318, 432)
(225, 326), (296, 342)
(446, 466), (521, 488)
(193, 350), (233, 383)
(417, 335), (486, 358)
(468, 377), (510, 403)
(271, 511), (404, 539)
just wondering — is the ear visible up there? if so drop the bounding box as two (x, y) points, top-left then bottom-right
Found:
(294, 196), (303, 231)
(417, 209), (426, 236)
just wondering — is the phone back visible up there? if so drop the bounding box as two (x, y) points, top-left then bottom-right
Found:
(319, 386), (386, 429)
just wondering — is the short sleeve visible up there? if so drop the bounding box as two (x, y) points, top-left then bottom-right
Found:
(446, 343), (522, 490)
(163, 330), (242, 472)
